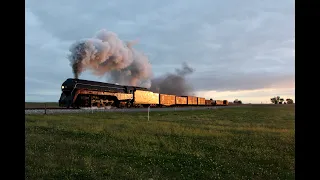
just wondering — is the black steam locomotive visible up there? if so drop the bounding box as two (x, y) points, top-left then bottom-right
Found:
(58, 78), (229, 108)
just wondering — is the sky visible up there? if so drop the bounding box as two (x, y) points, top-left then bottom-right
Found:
(25, 0), (295, 104)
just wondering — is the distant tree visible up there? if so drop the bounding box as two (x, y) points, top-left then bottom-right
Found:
(286, 98), (294, 104)
(271, 96), (281, 104)
(233, 99), (242, 104)
(271, 96), (291, 104)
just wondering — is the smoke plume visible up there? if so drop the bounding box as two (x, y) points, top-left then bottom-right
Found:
(68, 29), (153, 88)
(68, 29), (195, 95)
(149, 62), (195, 96)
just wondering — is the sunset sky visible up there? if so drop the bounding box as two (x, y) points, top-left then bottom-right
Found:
(25, 0), (295, 104)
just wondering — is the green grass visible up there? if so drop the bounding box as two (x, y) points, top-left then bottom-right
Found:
(25, 105), (295, 180)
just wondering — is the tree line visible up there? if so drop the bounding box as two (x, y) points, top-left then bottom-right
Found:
(270, 96), (294, 104)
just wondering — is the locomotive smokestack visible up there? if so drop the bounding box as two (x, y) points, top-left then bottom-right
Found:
(72, 63), (79, 79)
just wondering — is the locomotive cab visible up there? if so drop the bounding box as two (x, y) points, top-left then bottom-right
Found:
(125, 86), (134, 94)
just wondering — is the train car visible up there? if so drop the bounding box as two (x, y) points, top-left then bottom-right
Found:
(205, 99), (213, 105)
(133, 90), (159, 107)
(183, 96), (197, 105)
(175, 96), (188, 106)
(213, 100), (224, 106)
(223, 100), (229, 106)
(197, 97), (206, 105)
(159, 94), (176, 107)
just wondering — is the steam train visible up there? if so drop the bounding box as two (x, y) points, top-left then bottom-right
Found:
(58, 78), (229, 108)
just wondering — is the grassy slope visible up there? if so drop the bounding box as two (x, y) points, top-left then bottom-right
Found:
(25, 105), (295, 180)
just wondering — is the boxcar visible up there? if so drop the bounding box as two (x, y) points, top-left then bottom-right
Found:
(214, 100), (224, 106)
(205, 99), (213, 105)
(184, 96), (198, 105)
(197, 97), (206, 105)
(175, 96), (187, 105)
(159, 94), (176, 106)
(223, 100), (229, 106)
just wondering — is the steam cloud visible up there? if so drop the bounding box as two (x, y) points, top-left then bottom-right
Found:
(68, 29), (153, 88)
(150, 62), (194, 96)
(68, 29), (195, 96)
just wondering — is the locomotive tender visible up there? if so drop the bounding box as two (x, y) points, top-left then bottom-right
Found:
(58, 78), (229, 108)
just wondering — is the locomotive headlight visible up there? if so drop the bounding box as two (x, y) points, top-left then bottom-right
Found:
(61, 86), (65, 89)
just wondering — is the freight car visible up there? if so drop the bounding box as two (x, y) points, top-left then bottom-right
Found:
(213, 100), (229, 106)
(184, 96), (198, 105)
(58, 78), (229, 108)
(205, 99), (213, 105)
(175, 96), (188, 106)
(223, 100), (229, 106)
(159, 94), (176, 107)
(197, 97), (206, 106)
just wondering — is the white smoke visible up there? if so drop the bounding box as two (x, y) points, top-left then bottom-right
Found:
(68, 29), (153, 88)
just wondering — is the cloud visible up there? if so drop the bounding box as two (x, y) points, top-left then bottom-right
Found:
(190, 72), (294, 91)
(25, 0), (294, 102)
(25, 6), (74, 101)
(195, 88), (295, 104)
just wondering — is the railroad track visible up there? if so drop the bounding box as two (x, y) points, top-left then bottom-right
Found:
(25, 106), (236, 115)
(25, 104), (277, 112)
(25, 108), (82, 110)
(25, 105), (230, 110)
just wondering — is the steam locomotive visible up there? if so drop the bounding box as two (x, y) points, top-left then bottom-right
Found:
(58, 78), (229, 108)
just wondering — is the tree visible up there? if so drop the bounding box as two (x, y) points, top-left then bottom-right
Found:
(270, 97), (276, 104)
(270, 96), (280, 104)
(271, 96), (293, 104)
(233, 99), (242, 104)
(279, 98), (284, 104)
(286, 98), (294, 104)
(271, 96), (281, 104)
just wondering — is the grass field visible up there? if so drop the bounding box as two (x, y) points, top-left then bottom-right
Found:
(25, 105), (295, 180)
